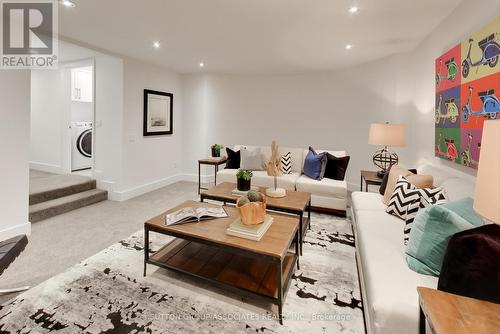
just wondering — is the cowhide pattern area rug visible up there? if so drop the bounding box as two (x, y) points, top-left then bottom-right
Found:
(0, 213), (365, 334)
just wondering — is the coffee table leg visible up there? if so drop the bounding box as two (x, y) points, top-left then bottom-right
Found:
(214, 164), (218, 186)
(198, 162), (201, 195)
(419, 303), (426, 334)
(277, 260), (283, 325)
(143, 226), (149, 277)
(295, 230), (300, 270)
(299, 212), (303, 256)
(308, 200), (311, 231)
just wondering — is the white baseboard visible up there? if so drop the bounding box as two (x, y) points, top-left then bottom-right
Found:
(30, 161), (63, 174)
(182, 173), (213, 184)
(113, 174), (185, 202)
(0, 222), (31, 241)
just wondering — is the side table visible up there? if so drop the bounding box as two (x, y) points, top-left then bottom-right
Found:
(198, 157), (227, 194)
(360, 170), (383, 192)
(417, 286), (500, 334)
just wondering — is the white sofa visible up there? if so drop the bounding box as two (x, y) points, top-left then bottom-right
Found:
(351, 163), (476, 334)
(216, 145), (348, 214)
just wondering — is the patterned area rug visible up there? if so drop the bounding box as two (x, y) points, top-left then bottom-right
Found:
(0, 213), (365, 333)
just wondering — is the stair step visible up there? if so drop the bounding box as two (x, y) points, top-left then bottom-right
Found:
(29, 189), (108, 223)
(30, 178), (96, 205)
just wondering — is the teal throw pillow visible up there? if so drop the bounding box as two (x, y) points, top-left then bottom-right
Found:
(405, 197), (484, 276)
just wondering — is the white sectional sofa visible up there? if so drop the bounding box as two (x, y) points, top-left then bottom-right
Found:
(216, 145), (348, 214)
(351, 163), (476, 334)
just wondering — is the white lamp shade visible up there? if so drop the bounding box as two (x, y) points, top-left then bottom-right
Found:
(368, 123), (406, 147)
(473, 120), (500, 224)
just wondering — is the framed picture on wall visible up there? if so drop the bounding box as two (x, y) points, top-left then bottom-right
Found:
(143, 89), (173, 136)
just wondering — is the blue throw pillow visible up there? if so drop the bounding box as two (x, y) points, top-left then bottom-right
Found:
(303, 147), (327, 180)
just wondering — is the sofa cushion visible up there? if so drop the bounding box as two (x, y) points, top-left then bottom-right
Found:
(404, 194), (448, 245)
(324, 153), (350, 181)
(296, 174), (346, 198)
(216, 168), (237, 184)
(440, 178), (475, 201)
(303, 147), (327, 180)
(405, 198), (484, 276)
(280, 152), (292, 174)
(250, 171), (300, 190)
(240, 147), (264, 170)
(355, 209), (438, 334)
(380, 166), (418, 195)
(383, 165), (416, 204)
(225, 148), (240, 169)
(386, 176), (446, 220)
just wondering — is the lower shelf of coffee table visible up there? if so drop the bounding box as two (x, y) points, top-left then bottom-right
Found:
(149, 238), (296, 299)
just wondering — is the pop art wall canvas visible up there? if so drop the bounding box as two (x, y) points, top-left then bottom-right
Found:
(435, 17), (500, 169)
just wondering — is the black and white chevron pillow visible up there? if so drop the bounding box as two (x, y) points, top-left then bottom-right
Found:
(386, 176), (420, 219)
(280, 152), (292, 174)
(387, 175), (448, 220)
(404, 192), (447, 244)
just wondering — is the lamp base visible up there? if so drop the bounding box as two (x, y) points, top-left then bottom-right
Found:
(265, 188), (286, 198)
(373, 147), (398, 175)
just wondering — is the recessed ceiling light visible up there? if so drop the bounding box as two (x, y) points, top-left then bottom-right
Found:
(199, 62), (205, 68)
(345, 44), (353, 50)
(61, 0), (76, 8)
(153, 41), (160, 49)
(348, 6), (359, 14)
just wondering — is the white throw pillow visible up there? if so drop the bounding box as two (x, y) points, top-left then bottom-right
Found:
(240, 147), (264, 171)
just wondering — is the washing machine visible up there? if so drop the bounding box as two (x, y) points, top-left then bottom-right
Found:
(71, 122), (92, 171)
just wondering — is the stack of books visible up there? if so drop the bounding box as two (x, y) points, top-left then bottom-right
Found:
(226, 215), (273, 241)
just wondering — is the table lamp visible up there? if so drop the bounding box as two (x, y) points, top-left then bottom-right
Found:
(473, 120), (499, 225)
(368, 122), (406, 177)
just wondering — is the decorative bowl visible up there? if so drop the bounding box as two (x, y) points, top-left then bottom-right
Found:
(236, 194), (266, 225)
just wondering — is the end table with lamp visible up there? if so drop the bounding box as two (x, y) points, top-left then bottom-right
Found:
(360, 170), (384, 192)
(368, 122), (406, 177)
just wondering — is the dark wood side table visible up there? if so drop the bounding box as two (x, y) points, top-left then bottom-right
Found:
(198, 157), (227, 194)
(417, 287), (500, 334)
(360, 170), (383, 192)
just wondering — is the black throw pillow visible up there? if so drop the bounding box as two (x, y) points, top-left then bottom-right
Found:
(379, 165), (418, 195)
(225, 148), (240, 169)
(324, 153), (350, 181)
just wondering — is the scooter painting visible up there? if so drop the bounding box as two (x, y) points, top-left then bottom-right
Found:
(462, 86), (500, 123)
(436, 57), (458, 87)
(462, 34), (500, 78)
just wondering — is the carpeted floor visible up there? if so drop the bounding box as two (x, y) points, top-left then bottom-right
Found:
(0, 212), (364, 333)
(0, 181), (199, 304)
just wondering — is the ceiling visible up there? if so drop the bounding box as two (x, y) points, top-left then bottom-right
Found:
(58, 0), (462, 74)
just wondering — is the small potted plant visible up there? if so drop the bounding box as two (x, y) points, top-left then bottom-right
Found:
(211, 144), (224, 157)
(236, 169), (253, 191)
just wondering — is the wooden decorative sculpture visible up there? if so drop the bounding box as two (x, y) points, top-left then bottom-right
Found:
(262, 140), (286, 198)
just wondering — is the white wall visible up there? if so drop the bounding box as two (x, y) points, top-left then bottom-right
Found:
(182, 54), (411, 189)
(30, 69), (66, 173)
(0, 70), (31, 240)
(182, 2), (499, 188)
(117, 58), (183, 200)
(403, 0), (499, 175)
(49, 41), (124, 197)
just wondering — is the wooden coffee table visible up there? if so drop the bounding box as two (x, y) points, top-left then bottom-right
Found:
(200, 182), (311, 255)
(144, 200), (300, 324)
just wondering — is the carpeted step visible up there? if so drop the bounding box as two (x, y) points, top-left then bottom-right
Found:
(30, 177), (97, 205)
(29, 189), (108, 223)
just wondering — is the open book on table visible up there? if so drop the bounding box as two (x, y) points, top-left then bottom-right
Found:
(165, 206), (228, 226)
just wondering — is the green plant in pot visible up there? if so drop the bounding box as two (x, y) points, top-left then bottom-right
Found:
(236, 169), (253, 191)
(211, 144), (224, 157)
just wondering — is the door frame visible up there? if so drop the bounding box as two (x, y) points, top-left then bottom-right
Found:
(59, 58), (96, 175)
